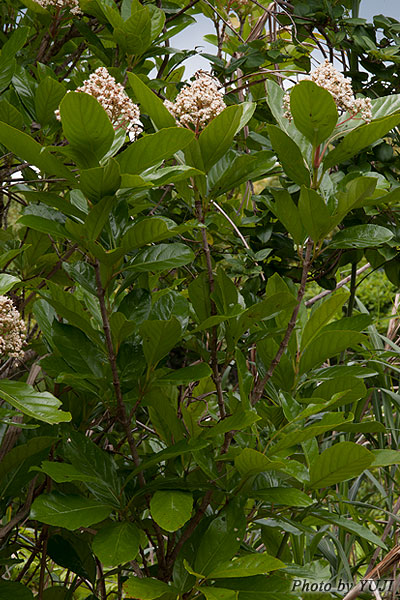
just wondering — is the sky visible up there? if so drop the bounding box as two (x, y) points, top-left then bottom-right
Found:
(171, 0), (400, 78)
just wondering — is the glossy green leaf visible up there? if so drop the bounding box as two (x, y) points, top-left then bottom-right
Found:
(251, 488), (313, 507)
(80, 159), (121, 201)
(267, 189), (306, 245)
(0, 273), (20, 294)
(370, 449), (400, 467)
(38, 461), (99, 484)
(314, 511), (386, 549)
(140, 318), (181, 367)
(301, 292), (348, 350)
(92, 522), (140, 566)
(202, 589), (238, 600)
(124, 578), (175, 600)
(208, 150), (275, 198)
(30, 493), (112, 530)
(0, 99), (24, 129)
(114, 9), (152, 55)
(84, 195), (115, 241)
(0, 381), (71, 424)
(299, 331), (366, 374)
(203, 411), (260, 439)
(0, 53), (15, 94)
(309, 442), (374, 489)
(267, 125), (310, 186)
(199, 103), (255, 172)
(235, 448), (285, 475)
(290, 81), (338, 146)
(117, 127), (194, 174)
(0, 581), (33, 600)
(129, 243), (194, 272)
(324, 113), (400, 169)
(122, 217), (179, 249)
(208, 554), (285, 579)
(157, 363), (212, 384)
(127, 72), (176, 129)
(59, 91), (115, 165)
(0, 436), (55, 482)
(328, 224), (393, 249)
(298, 186), (332, 241)
(0, 122), (74, 181)
(195, 504), (246, 577)
(47, 531), (96, 583)
(150, 490), (193, 532)
(35, 76), (66, 126)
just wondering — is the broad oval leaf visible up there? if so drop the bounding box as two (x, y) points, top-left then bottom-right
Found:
(127, 72), (176, 130)
(92, 522), (140, 567)
(267, 125), (310, 186)
(124, 577), (175, 600)
(208, 554), (285, 579)
(309, 441), (374, 489)
(0, 381), (71, 424)
(251, 487), (313, 507)
(0, 273), (20, 294)
(150, 490), (193, 532)
(235, 448), (285, 476)
(117, 127), (194, 174)
(328, 224), (393, 249)
(0, 581), (33, 600)
(290, 80), (338, 146)
(129, 243), (194, 272)
(30, 493), (112, 530)
(59, 91), (115, 165)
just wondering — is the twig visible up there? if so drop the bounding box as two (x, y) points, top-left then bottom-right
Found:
(251, 238), (313, 405)
(305, 263), (370, 307)
(342, 545), (400, 600)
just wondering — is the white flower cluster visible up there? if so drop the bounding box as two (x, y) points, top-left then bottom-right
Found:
(56, 67), (142, 137)
(0, 296), (26, 359)
(283, 60), (372, 123)
(164, 71), (226, 132)
(33, 0), (82, 16)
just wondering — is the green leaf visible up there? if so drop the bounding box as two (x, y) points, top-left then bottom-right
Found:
(140, 318), (181, 367)
(195, 504), (246, 577)
(114, 9), (152, 55)
(0, 381), (71, 424)
(234, 448), (285, 476)
(127, 73), (176, 130)
(38, 461), (100, 484)
(30, 493), (112, 530)
(80, 159), (121, 201)
(299, 331), (366, 374)
(328, 224), (393, 249)
(301, 292), (348, 350)
(202, 589), (238, 600)
(157, 363), (212, 384)
(59, 91), (115, 166)
(298, 186), (332, 241)
(203, 411), (260, 439)
(309, 442), (374, 489)
(122, 217), (179, 249)
(0, 122), (74, 181)
(129, 243), (194, 272)
(47, 531), (96, 583)
(35, 76), (66, 126)
(267, 189), (306, 245)
(150, 491), (193, 532)
(0, 581), (33, 600)
(117, 127), (194, 174)
(208, 151), (275, 198)
(335, 176), (377, 217)
(250, 488), (313, 507)
(266, 125), (310, 186)
(290, 81), (338, 146)
(208, 554), (285, 579)
(370, 449), (400, 467)
(124, 578), (175, 600)
(199, 103), (255, 172)
(0, 53), (15, 94)
(0, 99), (24, 129)
(92, 522), (140, 567)
(84, 196), (115, 241)
(0, 436), (55, 481)
(313, 511), (386, 549)
(324, 113), (400, 169)
(0, 273), (20, 294)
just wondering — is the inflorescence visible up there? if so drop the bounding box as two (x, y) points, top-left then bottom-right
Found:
(33, 0), (82, 16)
(283, 60), (372, 124)
(0, 297), (26, 360)
(56, 67), (142, 137)
(164, 71), (226, 132)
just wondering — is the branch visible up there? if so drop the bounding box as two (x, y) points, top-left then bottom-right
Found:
(305, 263), (370, 308)
(342, 545), (400, 600)
(251, 238), (313, 405)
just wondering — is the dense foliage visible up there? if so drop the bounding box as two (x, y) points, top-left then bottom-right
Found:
(2, 1), (400, 599)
